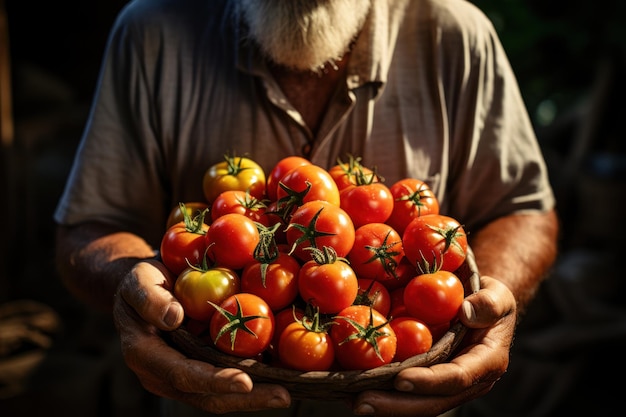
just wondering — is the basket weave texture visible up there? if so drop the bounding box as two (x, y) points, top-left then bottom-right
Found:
(167, 248), (480, 399)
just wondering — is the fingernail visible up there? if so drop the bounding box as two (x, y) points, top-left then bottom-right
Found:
(462, 300), (476, 321)
(354, 403), (375, 415)
(163, 303), (183, 328)
(268, 394), (289, 408)
(396, 380), (414, 392)
(229, 381), (249, 393)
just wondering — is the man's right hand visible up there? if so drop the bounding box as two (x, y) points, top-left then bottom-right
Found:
(112, 260), (291, 413)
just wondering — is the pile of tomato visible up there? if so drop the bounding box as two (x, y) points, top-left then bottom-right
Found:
(161, 154), (469, 372)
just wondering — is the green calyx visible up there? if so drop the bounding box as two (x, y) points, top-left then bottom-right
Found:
(209, 297), (268, 352)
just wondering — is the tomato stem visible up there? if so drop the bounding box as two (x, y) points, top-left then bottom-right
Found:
(285, 207), (336, 257)
(334, 307), (392, 362)
(223, 153), (254, 176)
(179, 202), (208, 234)
(362, 230), (402, 278)
(209, 297), (268, 351)
(253, 223), (282, 286)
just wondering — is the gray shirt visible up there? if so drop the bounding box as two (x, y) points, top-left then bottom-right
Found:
(55, 0), (555, 246)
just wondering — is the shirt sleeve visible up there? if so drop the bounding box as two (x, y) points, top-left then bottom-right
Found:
(438, 3), (555, 231)
(54, 3), (170, 246)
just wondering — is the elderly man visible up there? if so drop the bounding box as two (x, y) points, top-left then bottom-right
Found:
(55, 1), (558, 416)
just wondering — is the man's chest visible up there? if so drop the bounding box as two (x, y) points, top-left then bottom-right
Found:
(269, 56), (350, 137)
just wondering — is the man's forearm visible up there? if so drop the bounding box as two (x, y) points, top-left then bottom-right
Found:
(55, 223), (157, 312)
(469, 209), (559, 314)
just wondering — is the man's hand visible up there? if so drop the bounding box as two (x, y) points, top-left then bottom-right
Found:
(113, 260), (291, 413)
(352, 275), (516, 417)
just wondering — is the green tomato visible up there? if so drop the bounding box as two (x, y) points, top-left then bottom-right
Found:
(174, 266), (240, 322)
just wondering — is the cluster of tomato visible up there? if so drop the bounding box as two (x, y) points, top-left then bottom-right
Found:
(160, 154), (469, 372)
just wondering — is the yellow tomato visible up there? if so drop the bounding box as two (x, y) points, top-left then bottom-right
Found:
(202, 155), (266, 204)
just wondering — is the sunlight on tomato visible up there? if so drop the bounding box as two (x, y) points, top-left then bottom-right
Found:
(203, 155), (266, 204)
(174, 266), (240, 321)
(209, 293), (275, 358)
(403, 270), (464, 325)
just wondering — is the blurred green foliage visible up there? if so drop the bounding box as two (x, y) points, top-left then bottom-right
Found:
(471, 0), (626, 127)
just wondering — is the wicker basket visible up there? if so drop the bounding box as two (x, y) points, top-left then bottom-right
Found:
(167, 248), (480, 399)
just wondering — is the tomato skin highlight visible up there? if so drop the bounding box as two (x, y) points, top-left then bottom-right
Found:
(286, 200), (355, 263)
(210, 190), (268, 225)
(340, 182), (394, 228)
(330, 305), (397, 370)
(276, 164), (341, 207)
(389, 316), (433, 361)
(298, 255), (359, 314)
(403, 270), (465, 325)
(241, 252), (301, 312)
(348, 222), (404, 282)
(269, 306), (305, 358)
(266, 156), (311, 202)
(205, 213), (260, 270)
(202, 155), (266, 204)
(209, 293), (275, 358)
(160, 220), (209, 276)
(386, 178), (439, 235)
(174, 266), (240, 321)
(278, 321), (335, 371)
(402, 214), (467, 272)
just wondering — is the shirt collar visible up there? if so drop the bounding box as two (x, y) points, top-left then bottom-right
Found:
(346, 0), (389, 89)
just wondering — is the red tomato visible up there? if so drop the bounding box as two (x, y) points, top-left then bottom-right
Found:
(210, 190), (268, 225)
(241, 252), (301, 311)
(269, 306), (305, 357)
(202, 155), (266, 204)
(278, 318), (335, 371)
(340, 182), (394, 228)
(263, 200), (289, 244)
(402, 214), (468, 272)
(209, 293), (275, 358)
(386, 178), (439, 235)
(174, 266), (240, 321)
(429, 321), (451, 343)
(286, 200), (355, 263)
(266, 156), (311, 202)
(403, 270), (465, 325)
(347, 223), (404, 282)
(328, 156), (378, 191)
(165, 202), (210, 230)
(205, 213), (260, 270)
(298, 247), (359, 314)
(354, 278), (391, 318)
(388, 287), (409, 318)
(389, 316), (433, 361)
(160, 205), (209, 275)
(330, 305), (397, 370)
(377, 256), (416, 291)
(276, 164), (340, 207)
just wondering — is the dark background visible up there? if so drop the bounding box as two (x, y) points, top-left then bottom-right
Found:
(1, 1), (625, 416)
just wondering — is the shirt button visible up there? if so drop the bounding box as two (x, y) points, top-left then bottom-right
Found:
(301, 143), (312, 156)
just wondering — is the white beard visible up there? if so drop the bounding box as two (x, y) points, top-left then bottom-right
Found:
(238, 0), (371, 73)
